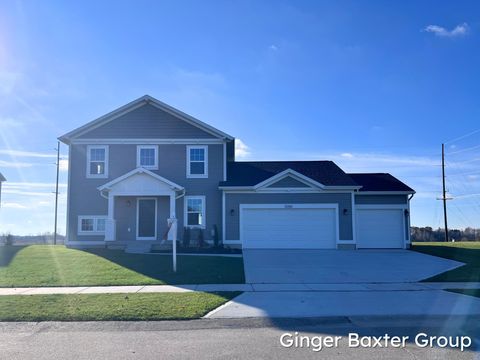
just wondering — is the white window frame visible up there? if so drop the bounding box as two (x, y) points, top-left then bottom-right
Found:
(136, 145), (158, 170)
(186, 145), (208, 178)
(184, 195), (206, 229)
(86, 145), (109, 178)
(78, 216), (107, 235)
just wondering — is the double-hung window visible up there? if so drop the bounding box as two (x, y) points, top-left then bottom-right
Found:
(187, 145), (208, 178)
(78, 216), (107, 235)
(137, 145), (158, 170)
(87, 145), (108, 178)
(185, 196), (206, 228)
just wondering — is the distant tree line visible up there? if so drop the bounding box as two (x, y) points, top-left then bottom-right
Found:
(411, 227), (480, 242)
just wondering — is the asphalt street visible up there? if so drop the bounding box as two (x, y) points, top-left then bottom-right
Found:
(1, 316), (479, 360)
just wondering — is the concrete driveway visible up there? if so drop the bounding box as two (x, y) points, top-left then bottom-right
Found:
(243, 249), (463, 284)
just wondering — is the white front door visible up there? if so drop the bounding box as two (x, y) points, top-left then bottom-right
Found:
(137, 198), (157, 240)
(356, 208), (405, 248)
(241, 204), (338, 249)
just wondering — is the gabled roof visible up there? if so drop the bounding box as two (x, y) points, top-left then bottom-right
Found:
(98, 168), (184, 192)
(347, 173), (415, 193)
(219, 161), (360, 188)
(59, 95), (234, 144)
(0, 173), (5, 182)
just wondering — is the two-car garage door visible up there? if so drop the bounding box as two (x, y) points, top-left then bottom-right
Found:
(241, 204), (338, 249)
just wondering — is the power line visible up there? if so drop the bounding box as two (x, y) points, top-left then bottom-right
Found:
(447, 143), (480, 156)
(445, 128), (480, 145)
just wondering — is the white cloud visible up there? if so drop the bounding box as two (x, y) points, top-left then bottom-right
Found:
(341, 153), (354, 158)
(424, 23), (469, 38)
(269, 44), (278, 51)
(235, 139), (251, 159)
(0, 117), (24, 130)
(0, 149), (59, 158)
(0, 159), (33, 168)
(2, 202), (27, 209)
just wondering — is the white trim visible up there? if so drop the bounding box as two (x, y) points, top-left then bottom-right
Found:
(222, 191), (226, 243)
(86, 145), (109, 179)
(98, 167), (184, 192)
(186, 145), (208, 178)
(136, 197), (157, 240)
(354, 204), (408, 249)
(239, 203), (340, 247)
(78, 215), (107, 235)
(70, 138), (225, 145)
(355, 191), (415, 195)
(254, 169), (325, 190)
(59, 95), (234, 143)
(223, 142), (227, 181)
(220, 188), (355, 194)
(351, 192), (356, 245)
(184, 195), (206, 229)
(136, 145), (158, 170)
(355, 204), (408, 210)
(66, 145), (72, 243)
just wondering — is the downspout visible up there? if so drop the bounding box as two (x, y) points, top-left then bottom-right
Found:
(176, 189), (186, 200)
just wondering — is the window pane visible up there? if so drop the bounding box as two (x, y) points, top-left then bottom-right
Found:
(190, 162), (205, 175)
(81, 219), (94, 231)
(96, 219), (106, 232)
(187, 199), (202, 212)
(90, 161), (105, 175)
(190, 148), (204, 161)
(188, 213), (200, 226)
(140, 148), (155, 166)
(90, 148), (105, 161)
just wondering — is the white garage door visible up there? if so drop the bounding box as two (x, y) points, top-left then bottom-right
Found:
(356, 208), (405, 249)
(241, 205), (338, 249)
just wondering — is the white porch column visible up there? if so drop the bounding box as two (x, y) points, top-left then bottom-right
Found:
(105, 193), (116, 241)
(169, 192), (176, 218)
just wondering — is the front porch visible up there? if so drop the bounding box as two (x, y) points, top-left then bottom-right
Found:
(97, 168), (184, 247)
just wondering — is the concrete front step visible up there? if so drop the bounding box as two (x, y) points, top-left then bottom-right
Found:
(125, 243), (152, 254)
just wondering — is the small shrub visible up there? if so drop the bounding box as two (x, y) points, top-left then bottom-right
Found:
(212, 224), (220, 248)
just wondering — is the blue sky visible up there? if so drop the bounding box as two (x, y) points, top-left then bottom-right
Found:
(1, 1), (480, 235)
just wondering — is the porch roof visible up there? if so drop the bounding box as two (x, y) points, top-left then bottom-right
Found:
(98, 168), (184, 193)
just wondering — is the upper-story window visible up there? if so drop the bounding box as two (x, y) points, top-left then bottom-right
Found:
(186, 145), (208, 178)
(137, 145), (158, 170)
(87, 145), (108, 178)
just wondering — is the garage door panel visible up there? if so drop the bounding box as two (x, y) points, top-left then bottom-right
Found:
(356, 208), (404, 249)
(241, 206), (337, 249)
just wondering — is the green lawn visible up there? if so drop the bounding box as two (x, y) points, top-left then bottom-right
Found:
(412, 241), (480, 282)
(0, 245), (245, 287)
(0, 292), (240, 321)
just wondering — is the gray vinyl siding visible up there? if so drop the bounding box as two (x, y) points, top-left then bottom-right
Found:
(267, 176), (309, 188)
(78, 104), (216, 139)
(67, 143), (224, 242)
(225, 193), (353, 241)
(355, 195), (408, 205)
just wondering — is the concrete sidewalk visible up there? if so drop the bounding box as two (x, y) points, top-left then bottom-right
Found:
(0, 282), (479, 296)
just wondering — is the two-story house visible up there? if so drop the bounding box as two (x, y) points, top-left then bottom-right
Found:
(59, 95), (415, 251)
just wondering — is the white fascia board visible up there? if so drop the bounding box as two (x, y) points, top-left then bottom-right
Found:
(97, 168), (184, 192)
(60, 95), (234, 144)
(355, 191), (415, 195)
(70, 138), (225, 145)
(253, 169), (326, 190)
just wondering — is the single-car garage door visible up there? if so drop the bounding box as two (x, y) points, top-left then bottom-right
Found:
(241, 204), (338, 249)
(356, 207), (405, 249)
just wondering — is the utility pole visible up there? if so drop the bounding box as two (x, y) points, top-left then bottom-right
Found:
(441, 143), (450, 242)
(53, 141), (60, 245)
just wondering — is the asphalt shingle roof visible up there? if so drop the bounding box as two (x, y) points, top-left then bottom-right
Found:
(219, 161), (359, 187)
(347, 173), (414, 192)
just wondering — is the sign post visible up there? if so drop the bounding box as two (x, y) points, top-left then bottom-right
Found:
(167, 217), (178, 272)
